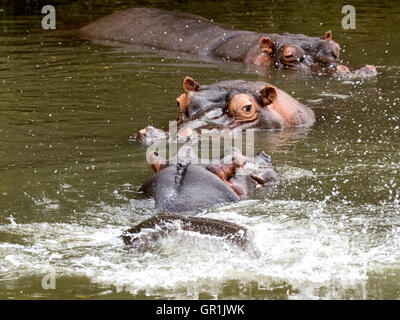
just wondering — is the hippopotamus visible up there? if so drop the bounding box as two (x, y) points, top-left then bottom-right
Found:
(122, 148), (277, 250)
(78, 7), (377, 78)
(146, 147), (278, 199)
(134, 77), (315, 146)
(143, 147), (278, 212)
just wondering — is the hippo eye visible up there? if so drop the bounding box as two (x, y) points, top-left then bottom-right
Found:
(177, 101), (180, 108)
(242, 105), (252, 112)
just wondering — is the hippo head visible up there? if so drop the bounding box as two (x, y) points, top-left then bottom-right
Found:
(175, 77), (315, 133)
(256, 31), (376, 78)
(135, 77), (315, 145)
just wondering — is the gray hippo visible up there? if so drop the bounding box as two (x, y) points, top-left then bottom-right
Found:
(122, 148), (277, 250)
(134, 77), (316, 145)
(78, 8), (376, 78)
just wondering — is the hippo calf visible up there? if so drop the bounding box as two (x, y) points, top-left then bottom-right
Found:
(135, 77), (315, 146)
(78, 8), (376, 78)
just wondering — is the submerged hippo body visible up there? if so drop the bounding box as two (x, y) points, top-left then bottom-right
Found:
(135, 77), (315, 145)
(123, 149), (277, 250)
(79, 8), (376, 78)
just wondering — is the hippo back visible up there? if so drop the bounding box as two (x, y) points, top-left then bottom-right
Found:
(140, 163), (240, 213)
(78, 8), (238, 54)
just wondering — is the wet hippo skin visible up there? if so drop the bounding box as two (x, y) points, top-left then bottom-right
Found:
(121, 213), (249, 249)
(79, 8), (376, 78)
(140, 163), (240, 214)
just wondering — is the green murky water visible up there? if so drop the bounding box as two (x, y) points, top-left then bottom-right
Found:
(0, 0), (399, 299)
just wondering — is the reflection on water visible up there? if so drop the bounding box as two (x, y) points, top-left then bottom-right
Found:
(0, 0), (399, 299)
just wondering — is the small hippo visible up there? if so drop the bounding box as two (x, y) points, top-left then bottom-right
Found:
(134, 77), (315, 146)
(78, 8), (376, 78)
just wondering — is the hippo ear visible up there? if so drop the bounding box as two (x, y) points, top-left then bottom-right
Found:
(323, 30), (332, 41)
(259, 37), (276, 56)
(260, 85), (278, 106)
(183, 76), (200, 93)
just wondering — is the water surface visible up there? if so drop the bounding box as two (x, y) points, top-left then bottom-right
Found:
(0, 0), (399, 299)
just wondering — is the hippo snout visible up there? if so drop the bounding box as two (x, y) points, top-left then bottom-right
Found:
(335, 63), (377, 79)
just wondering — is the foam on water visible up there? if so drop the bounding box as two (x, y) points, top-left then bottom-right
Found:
(1, 194), (399, 299)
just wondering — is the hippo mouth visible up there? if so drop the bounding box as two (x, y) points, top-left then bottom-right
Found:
(244, 151), (278, 188)
(248, 171), (269, 186)
(217, 164), (277, 194)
